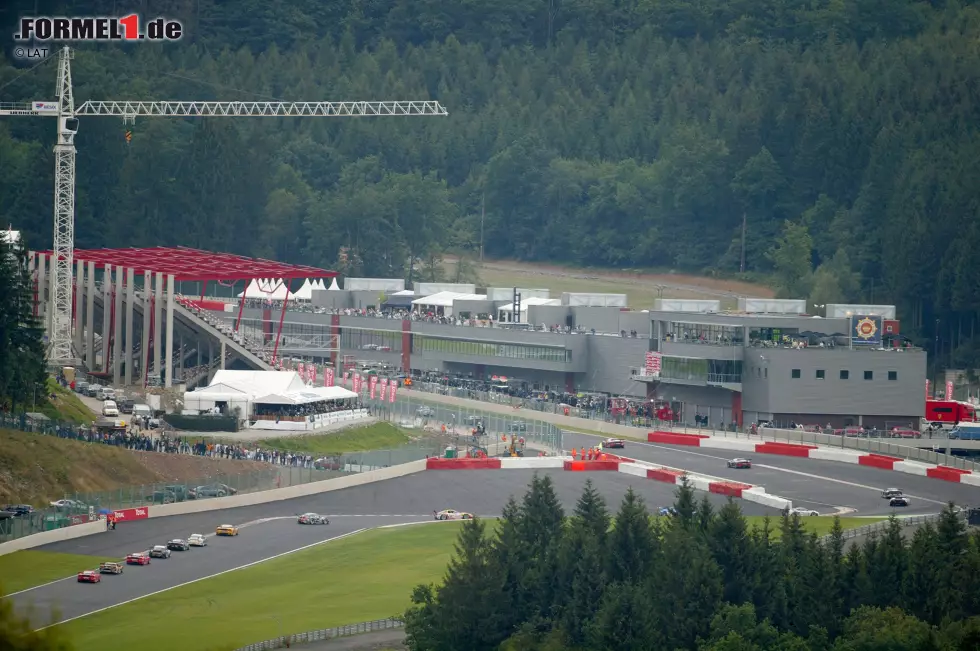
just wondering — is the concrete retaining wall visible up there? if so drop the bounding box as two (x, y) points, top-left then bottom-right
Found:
(809, 448), (861, 463)
(742, 487), (792, 510)
(0, 520), (107, 556)
(499, 457), (565, 469)
(149, 460), (428, 518)
(617, 462), (649, 478)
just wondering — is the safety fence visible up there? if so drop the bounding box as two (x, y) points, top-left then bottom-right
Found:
(823, 511), (964, 543)
(369, 391), (564, 456)
(233, 617), (404, 651)
(402, 381), (979, 471)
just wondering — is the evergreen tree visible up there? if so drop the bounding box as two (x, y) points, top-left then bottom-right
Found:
(674, 476), (698, 527)
(588, 581), (657, 651)
(515, 473), (565, 620)
(834, 606), (942, 651)
(868, 517), (907, 610)
(0, 235), (46, 411)
(904, 525), (940, 622)
(708, 499), (754, 605)
(607, 487), (655, 584)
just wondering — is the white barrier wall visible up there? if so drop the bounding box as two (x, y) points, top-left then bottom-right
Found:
(961, 474), (980, 487)
(0, 520), (107, 556)
(149, 459), (428, 518)
(808, 448), (861, 463)
(698, 438), (757, 452)
(617, 462), (648, 478)
(742, 487), (792, 510)
(893, 461), (929, 476)
(499, 457), (565, 469)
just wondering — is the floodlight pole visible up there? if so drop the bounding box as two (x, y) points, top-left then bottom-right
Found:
(0, 46), (449, 368)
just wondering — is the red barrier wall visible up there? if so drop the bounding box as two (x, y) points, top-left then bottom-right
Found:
(426, 458), (503, 470)
(113, 507), (149, 521)
(186, 299), (229, 311)
(709, 481), (753, 498)
(563, 460), (620, 471)
(858, 454), (903, 470)
(647, 468), (685, 483)
(926, 466), (970, 482)
(648, 432), (707, 446)
(602, 454), (636, 463)
(754, 442), (816, 458)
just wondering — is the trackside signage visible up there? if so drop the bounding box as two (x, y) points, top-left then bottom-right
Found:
(113, 507), (149, 521)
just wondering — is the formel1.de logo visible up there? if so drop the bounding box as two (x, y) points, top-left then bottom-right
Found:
(14, 15), (183, 42)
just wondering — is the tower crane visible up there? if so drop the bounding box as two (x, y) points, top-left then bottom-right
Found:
(0, 46), (449, 365)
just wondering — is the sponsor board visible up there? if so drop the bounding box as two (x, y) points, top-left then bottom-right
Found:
(113, 507), (149, 521)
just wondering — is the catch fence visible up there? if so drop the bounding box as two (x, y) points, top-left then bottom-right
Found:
(822, 511), (965, 543)
(233, 617), (403, 651)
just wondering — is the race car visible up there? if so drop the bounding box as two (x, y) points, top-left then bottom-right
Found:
(889, 496), (911, 507)
(298, 513), (330, 525)
(149, 545), (172, 559)
(658, 507), (679, 517)
(126, 552), (151, 565)
(77, 570), (101, 583)
(788, 507), (820, 517)
(215, 524), (239, 536)
(434, 509), (474, 521)
(727, 458), (752, 469)
(167, 539), (190, 551)
(600, 438), (625, 449)
(188, 533), (207, 547)
(881, 488), (904, 499)
(98, 562), (124, 575)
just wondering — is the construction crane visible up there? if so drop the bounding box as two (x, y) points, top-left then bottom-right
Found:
(0, 46), (449, 365)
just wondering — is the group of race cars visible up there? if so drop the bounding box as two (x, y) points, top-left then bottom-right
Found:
(77, 514), (331, 582)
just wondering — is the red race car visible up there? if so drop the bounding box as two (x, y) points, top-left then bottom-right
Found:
(77, 570), (101, 583)
(126, 552), (151, 565)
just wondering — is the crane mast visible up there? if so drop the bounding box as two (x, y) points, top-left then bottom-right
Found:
(0, 46), (448, 366)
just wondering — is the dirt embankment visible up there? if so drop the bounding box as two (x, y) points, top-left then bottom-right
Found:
(0, 429), (271, 505)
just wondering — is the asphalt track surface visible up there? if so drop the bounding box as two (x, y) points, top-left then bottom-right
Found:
(12, 469), (777, 627)
(562, 431), (980, 516)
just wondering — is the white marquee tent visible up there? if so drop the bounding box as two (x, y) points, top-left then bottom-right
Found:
(237, 279), (294, 300)
(291, 279), (315, 301)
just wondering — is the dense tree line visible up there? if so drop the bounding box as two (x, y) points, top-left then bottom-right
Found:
(405, 476), (980, 650)
(2, 1), (979, 368)
(0, 235), (47, 412)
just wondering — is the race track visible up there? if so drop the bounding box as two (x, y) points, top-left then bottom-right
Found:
(14, 469), (777, 627)
(562, 432), (980, 516)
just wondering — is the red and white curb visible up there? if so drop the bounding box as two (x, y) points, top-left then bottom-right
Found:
(646, 432), (980, 486)
(424, 456), (793, 510)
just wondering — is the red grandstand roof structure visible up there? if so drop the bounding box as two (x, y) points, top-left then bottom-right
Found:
(52, 246), (337, 283)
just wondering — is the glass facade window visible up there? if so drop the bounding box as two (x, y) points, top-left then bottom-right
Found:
(791, 369), (801, 378)
(661, 356), (742, 383)
(840, 370), (849, 379)
(413, 336), (571, 363)
(339, 328), (402, 352)
(888, 371), (898, 381)
(663, 322), (743, 346)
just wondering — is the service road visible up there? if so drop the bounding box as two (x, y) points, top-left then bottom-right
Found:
(14, 469), (779, 627)
(563, 432), (980, 516)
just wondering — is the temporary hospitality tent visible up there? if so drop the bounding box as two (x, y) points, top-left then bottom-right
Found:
(237, 278), (293, 300)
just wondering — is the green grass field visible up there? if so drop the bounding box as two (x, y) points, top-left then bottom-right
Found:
(55, 514), (878, 651)
(59, 523), (464, 651)
(40, 378), (95, 424)
(254, 422), (413, 456)
(0, 550), (115, 594)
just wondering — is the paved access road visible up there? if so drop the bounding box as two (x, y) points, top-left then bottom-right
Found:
(564, 432), (980, 517)
(14, 469), (778, 628)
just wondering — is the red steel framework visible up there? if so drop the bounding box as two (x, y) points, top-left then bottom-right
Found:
(40, 246), (337, 378)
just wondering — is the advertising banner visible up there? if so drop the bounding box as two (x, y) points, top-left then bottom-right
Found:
(389, 382), (397, 403)
(297, 362), (305, 377)
(851, 315), (883, 346)
(113, 507), (149, 521)
(644, 351), (662, 377)
(379, 377), (389, 402)
(308, 364), (316, 384)
(353, 374), (361, 393)
(946, 381), (954, 401)
(325, 367), (335, 387)
(925, 379), (930, 400)
(369, 375), (378, 400)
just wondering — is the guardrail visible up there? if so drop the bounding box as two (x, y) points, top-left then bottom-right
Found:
(233, 617), (404, 651)
(822, 511), (966, 542)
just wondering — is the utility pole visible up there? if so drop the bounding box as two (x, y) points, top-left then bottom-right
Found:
(739, 212), (747, 273)
(0, 46), (449, 366)
(479, 192), (485, 263)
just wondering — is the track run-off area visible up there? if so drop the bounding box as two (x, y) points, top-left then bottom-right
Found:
(7, 416), (977, 640)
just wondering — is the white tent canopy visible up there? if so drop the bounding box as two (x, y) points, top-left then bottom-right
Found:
(238, 278), (293, 300)
(498, 297), (562, 312)
(411, 291), (487, 308)
(291, 279), (314, 301)
(327, 278), (340, 290)
(254, 386), (357, 406)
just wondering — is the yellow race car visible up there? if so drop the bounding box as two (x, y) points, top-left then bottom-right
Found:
(215, 523), (239, 536)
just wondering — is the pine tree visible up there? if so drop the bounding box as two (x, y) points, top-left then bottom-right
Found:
(0, 235), (46, 411)
(557, 480), (610, 645)
(515, 473), (565, 620)
(607, 487), (655, 584)
(588, 581), (657, 651)
(904, 524), (940, 622)
(674, 475), (698, 527)
(709, 499), (754, 605)
(697, 494), (716, 534)
(493, 495), (526, 633)
(868, 516), (907, 609)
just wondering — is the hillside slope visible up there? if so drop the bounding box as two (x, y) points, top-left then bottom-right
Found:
(0, 429), (272, 505)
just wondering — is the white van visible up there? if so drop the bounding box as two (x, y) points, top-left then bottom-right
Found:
(102, 400), (119, 417)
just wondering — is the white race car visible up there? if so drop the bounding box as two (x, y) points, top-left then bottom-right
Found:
(433, 509), (474, 521)
(788, 507), (820, 517)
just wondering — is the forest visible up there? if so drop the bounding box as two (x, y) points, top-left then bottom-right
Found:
(1, 0), (979, 369)
(405, 475), (980, 651)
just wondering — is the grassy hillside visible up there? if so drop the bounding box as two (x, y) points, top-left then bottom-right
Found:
(0, 429), (272, 505)
(255, 422), (413, 455)
(38, 378), (95, 424)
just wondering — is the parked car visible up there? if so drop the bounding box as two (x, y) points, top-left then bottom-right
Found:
(167, 539), (190, 551)
(77, 570), (101, 583)
(50, 499), (86, 510)
(194, 484), (238, 498)
(145, 490), (177, 504)
(3, 504), (34, 517)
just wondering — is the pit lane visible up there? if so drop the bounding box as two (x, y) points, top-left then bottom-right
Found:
(13, 469), (779, 626)
(563, 432), (980, 516)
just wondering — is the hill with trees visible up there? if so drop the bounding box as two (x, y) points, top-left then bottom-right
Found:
(405, 475), (980, 651)
(1, 0), (979, 368)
